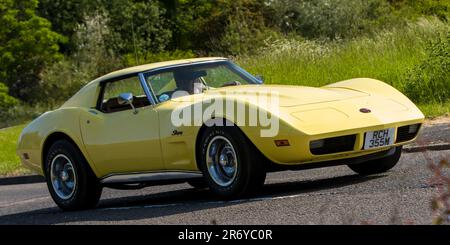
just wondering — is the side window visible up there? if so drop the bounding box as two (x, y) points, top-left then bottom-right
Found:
(147, 72), (176, 96)
(99, 76), (150, 113)
(202, 65), (248, 88)
(146, 71), (179, 103)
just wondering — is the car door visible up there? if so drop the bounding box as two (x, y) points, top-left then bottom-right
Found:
(80, 75), (164, 177)
(143, 69), (199, 172)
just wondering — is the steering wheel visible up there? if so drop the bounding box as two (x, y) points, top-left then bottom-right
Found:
(158, 91), (173, 102)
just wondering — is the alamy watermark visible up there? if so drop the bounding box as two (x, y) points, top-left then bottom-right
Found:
(170, 89), (280, 137)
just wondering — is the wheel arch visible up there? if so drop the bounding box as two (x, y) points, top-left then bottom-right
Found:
(194, 117), (269, 171)
(41, 132), (95, 177)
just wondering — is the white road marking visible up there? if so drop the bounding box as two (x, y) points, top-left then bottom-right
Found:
(0, 196), (50, 208)
(100, 192), (325, 211)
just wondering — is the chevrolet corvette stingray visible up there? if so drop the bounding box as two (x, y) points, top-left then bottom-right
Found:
(17, 58), (424, 210)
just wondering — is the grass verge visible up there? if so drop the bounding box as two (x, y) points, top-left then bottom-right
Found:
(0, 125), (30, 176)
(236, 19), (449, 116)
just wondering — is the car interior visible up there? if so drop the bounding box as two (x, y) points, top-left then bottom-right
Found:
(101, 95), (150, 113)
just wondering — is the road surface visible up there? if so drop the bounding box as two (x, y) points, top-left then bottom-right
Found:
(0, 148), (448, 225)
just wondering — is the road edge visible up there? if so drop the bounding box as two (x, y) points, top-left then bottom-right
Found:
(0, 175), (45, 186)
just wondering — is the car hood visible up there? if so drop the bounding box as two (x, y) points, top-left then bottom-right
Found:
(171, 84), (423, 135)
(195, 84), (370, 107)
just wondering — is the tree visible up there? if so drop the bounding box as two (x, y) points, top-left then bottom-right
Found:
(37, 0), (92, 53)
(0, 82), (17, 112)
(102, 0), (172, 55)
(164, 0), (275, 55)
(0, 0), (65, 102)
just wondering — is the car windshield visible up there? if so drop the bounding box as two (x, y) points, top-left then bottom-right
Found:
(144, 61), (259, 103)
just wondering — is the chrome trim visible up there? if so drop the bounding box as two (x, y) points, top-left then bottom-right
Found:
(138, 72), (156, 105)
(140, 59), (228, 76)
(100, 171), (203, 185)
(206, 136), (238, 187)
(50, 154), (77, 200)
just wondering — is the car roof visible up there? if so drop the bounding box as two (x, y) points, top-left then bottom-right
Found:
(61, 57), (228, 109)
(91, 57), (228, 85)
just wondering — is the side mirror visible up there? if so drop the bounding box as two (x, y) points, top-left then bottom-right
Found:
(118, 93), (138, 114)
(255, 75), (265, 83)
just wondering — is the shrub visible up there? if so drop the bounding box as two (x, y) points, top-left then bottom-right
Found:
(104, 0), (172, 55)
(124, 50), (196, 67)
(172, 0), (277, 56)
(270, 0), (403, 40)
(0, 83), (17, 112)
(0, 0), (65, 103)
(0, 103), (51, 128)
(41, 10), (123, 106)
(403, 31), (450, 103)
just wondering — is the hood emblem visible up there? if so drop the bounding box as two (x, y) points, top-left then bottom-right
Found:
(360, 108), (372, 113)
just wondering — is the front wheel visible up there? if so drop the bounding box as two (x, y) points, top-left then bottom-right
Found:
(198, 126), (266, 199)
(45, 140), (102, 211)
(348, 146), (402, 175)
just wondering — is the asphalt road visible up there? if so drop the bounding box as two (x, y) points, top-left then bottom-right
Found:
(0, 147), (449, 225)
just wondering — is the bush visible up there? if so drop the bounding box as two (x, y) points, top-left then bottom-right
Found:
(390, 0), (450, 21)
(0, 103), (50, 128)
(124, 50), (196, 67)
(403, 31), (450, 103)
(270, 0), (404, 40)
(0, 0), (65, 103)
(104, 0), (172, 55)
(41, 10), (124, 106)
(0, 83), (17, 112)
(171, 0), (277, 56)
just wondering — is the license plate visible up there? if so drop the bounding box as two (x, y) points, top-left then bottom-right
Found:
(364, 128), (395, 150)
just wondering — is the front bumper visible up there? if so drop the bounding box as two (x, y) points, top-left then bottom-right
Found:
(266, 147), (398, 172)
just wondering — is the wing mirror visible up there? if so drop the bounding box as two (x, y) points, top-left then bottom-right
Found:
(255, 75), (265, 83)
(118, 93), (138, 114)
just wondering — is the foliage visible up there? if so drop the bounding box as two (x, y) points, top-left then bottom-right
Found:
(389, 0), (450, 21)
(0, 103), (49, 129)
(102, 0), (172, 55)
(41, 10), (124, 105)
(236, 18), (448, 104)
(270, 0), (406, 40)
(163, 0), (277, 55)
(37, 0), (92, 53)
(0, 0), (65, 102)
(0, 83), (18, 112)
(403, 31), (450, 103)
(124, 49), (196, 67)
(0, 0), (449, 126)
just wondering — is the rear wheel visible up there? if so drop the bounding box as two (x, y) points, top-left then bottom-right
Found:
(45, 139), (102, 211)
(348, 147), (402, 175)
(198, 126), (266, 199)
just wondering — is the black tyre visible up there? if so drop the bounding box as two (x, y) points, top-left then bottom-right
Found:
(45, 139), (102, 211)
(186, 178), (208, 189)
(348, 146), (402, 175)
(198, 126), (266, 198)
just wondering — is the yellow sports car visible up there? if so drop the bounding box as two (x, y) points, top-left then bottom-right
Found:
(17, 57), (424, 210)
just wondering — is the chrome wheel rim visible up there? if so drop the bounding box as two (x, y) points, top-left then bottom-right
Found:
(50, 154), (77, 200)
(206, 136), (238, 187)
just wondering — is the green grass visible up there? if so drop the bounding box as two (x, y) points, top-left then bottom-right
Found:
(236, 19), (449, 116)
(0, 124), (30, 176)
(418, 102), (450, 119)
